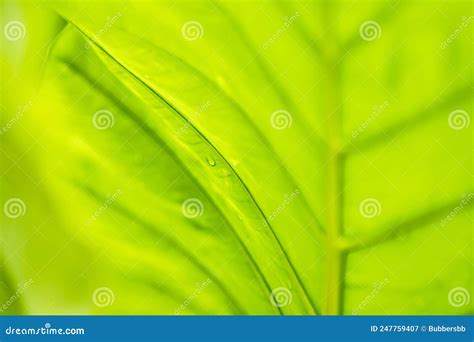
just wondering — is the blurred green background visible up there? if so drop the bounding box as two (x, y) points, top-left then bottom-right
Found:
(0, 0), (472, 315)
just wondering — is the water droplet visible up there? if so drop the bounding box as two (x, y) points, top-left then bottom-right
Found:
(206, 156), (216, 166)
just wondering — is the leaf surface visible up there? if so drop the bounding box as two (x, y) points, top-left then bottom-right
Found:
(1, 0), (472, 315)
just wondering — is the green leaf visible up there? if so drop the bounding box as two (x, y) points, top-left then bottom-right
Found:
(1, 0), (472, 315)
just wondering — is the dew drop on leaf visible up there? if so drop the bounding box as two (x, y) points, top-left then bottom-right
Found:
(206, 156), (216, 167)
